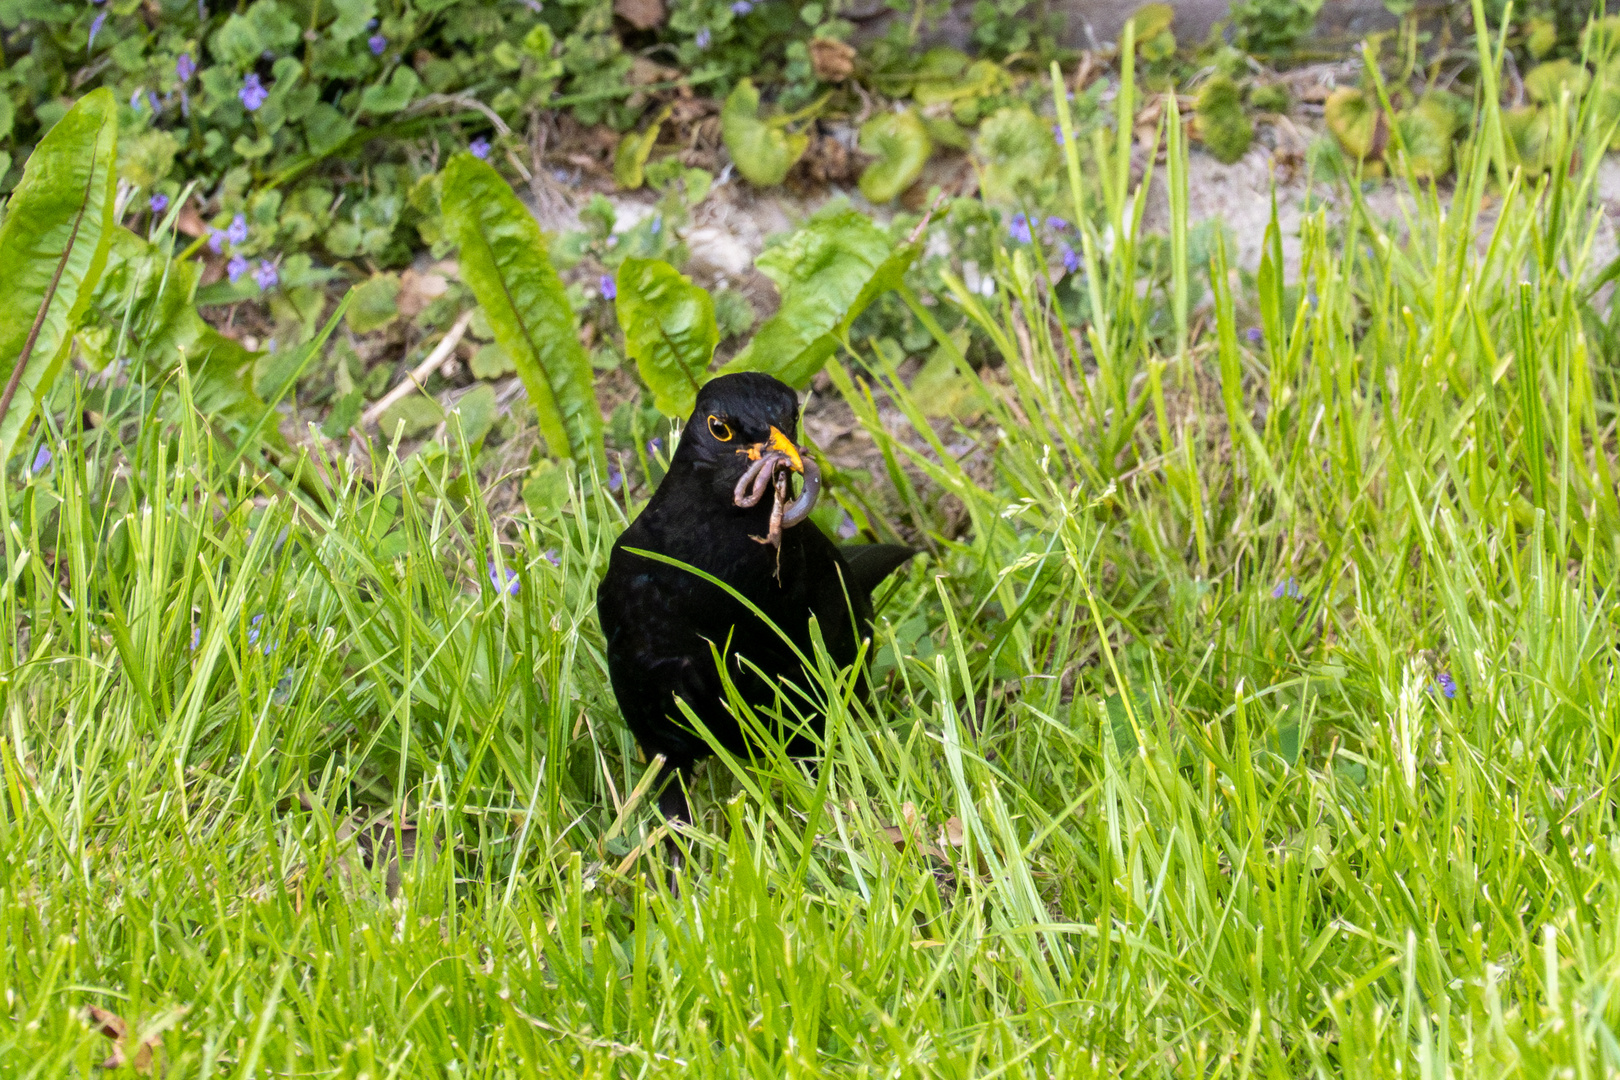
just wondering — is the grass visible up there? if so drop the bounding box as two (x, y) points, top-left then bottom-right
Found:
(6, 43), (1620, 1076)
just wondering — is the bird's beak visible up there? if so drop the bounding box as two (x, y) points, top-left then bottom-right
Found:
(765, 426), (804, 473)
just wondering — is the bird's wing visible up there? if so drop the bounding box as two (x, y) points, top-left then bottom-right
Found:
(838, 543), (919, 599)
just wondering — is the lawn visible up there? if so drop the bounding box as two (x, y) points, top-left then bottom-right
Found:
(4, 28), (1620, 1080)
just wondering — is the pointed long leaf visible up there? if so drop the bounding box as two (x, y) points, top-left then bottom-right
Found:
(615, 257), (716, 418)
(0, 88), (118, 459)
(442, 153), (604, 468)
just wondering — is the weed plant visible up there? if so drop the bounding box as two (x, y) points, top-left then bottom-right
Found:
(4, 21), (1620, 1075)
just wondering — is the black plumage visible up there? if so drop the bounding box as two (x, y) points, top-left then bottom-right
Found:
(596, 372), (915, 822)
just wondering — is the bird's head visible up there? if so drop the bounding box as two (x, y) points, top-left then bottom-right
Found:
(673, 372), (821, 528)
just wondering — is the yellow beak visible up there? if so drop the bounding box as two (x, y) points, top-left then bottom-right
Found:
(765, 426), (803, 473)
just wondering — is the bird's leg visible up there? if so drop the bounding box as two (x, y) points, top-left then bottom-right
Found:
(655, 767), (692, 895)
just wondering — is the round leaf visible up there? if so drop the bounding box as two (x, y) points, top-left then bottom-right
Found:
(857, 110), (933, 204)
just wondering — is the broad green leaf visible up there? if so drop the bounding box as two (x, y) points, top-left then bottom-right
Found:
(0, 88), (118, 460)
(359, 66), (421, 116)
(347, 272), (400, 333)
(614, 106), (670, 190)
(442, 152), (604, 467)
(722, 207), (918, 387)
(858, 110), (932, 204)
(1504, 105), (1556, 174)
(1394, 92), (1467, 179)
(720, 79), (808, 188)
(615, 257), (717, 418)
(327, 0), (376, 43)
(448, 382), (498, 446)
(973, 106), (1058, 205)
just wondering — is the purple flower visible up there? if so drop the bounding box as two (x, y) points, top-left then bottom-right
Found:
(197, 0), (206, 19)
(176, 53), (196, 81)
(208, 229), (225, 254)
(1007, 212), (1031, 244)
(695, 27), (711, 48)
(366, 17), (378, 27)
(190, 626), (200, 651)
(247, 613), (263, 646)
(368, 34), (387, 55)
(646, 437), (663, 457)
(30, 445), (52, 472)
(542, 548), (561, 567)
(599, 274), (616, 300)
(1433, 671), (1457, 699)
(487, 557), (520, 595)
(88, 11), (106, 50)
(239, 73), (268, 111)
(1246, 326), (1263, 344)
(608, 464), (624, 492)
(253, 260), (279, 290)
(1270, 577), (1302, 600)
(524, 0), (542, 10)
(227, 254), (250, 283)
(731, 0), (753, 12)
(149, 193), (169, 214)
(1060, 244), (1080, 274)
(1053, 123), (1065, 145)
(226, 213), (249, 244)
(1045, 216), (1069, 232)
(469, 137), (491, 159)
(148, 90), (162, 114)
(650, 214), (662, 235)
(131, 89), (144, 110)
(835, 511), (859, 539)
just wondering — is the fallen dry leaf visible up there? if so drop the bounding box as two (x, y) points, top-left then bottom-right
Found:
(175, 203), (206, 239)
(614, 0), (664, 30)
(84, 1004), (177, 1073)
(630, 56), (679, 86)
(809, 38), (856, 82)
(396, 268), (449, 320)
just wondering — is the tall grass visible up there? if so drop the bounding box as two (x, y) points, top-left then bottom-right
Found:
(4, 34), (1620, 1075)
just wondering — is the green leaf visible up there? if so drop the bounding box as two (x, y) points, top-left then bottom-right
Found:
(0, 88), (118, 461)
(857, 110), (932, 204)
(327, 0), (376, 43)
(973, 105), (1058, 205)
(441, 152), (604, 467)
(613, 106), (669, 190)
(615, 257), (717, 418)
(346, 272), (400, 333)
(722, 206), (918, 387)
(720, 79), (809, 188)
(1394, 92), (1466, 179)
(447, 382), (498, 446)
(1324, 87), (1387, 162)
(359, 66), (421, 116)
(1523, 59), (1589, 105)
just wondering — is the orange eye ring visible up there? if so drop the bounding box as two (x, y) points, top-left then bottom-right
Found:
(707, 415), (733, 442)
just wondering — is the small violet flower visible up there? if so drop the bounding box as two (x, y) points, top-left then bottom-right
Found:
(1060, 244), (1080, 274)
(1246, 326), (1264, 344)
(835, 511), (859, 540)
(207, 229), (225, 254)
(30, 446), (52, 472)
(1053, 123), (1065, 145)
(149, 192), (169, 214)
(176, 53), (196, 82)
(646, 437), (663, 457)
(88, 12), (106, 50)
(1270, 577), (1303, 600)
(190, 626), (201, 651)
(695, 27), (711, 48)
(1433, 671), (1458, 699)
(226, 213), (249, 244)
(131, 89), (145, 110)
(253, 260), (279, 290)
(468, 137), (491, 159)
(488, 557), (520, 596)
(599, 274), (616, 300)
(523, 0), (543, 11)
(650, 214), (663, 235)
(731, 0), (753, 13)
(608, 465), (624, 492)
(368, 34), (387, 55)
(239, 73), (268, 111)
(147, 90), (162, 114)
(227, 254), (250, 283)
(542, 548), (561, 567)
(1045, 216), (1069, 232)
(1007, 212), (1032, 244)
(247, 613), (263, 647)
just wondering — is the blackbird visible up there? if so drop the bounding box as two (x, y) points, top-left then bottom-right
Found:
(596, 372), (915, 823)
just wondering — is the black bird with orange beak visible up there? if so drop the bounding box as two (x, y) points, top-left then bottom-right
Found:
(596, 372), (915, 824)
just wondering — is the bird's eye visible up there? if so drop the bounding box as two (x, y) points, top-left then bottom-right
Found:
(707, 415), (733, 442)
